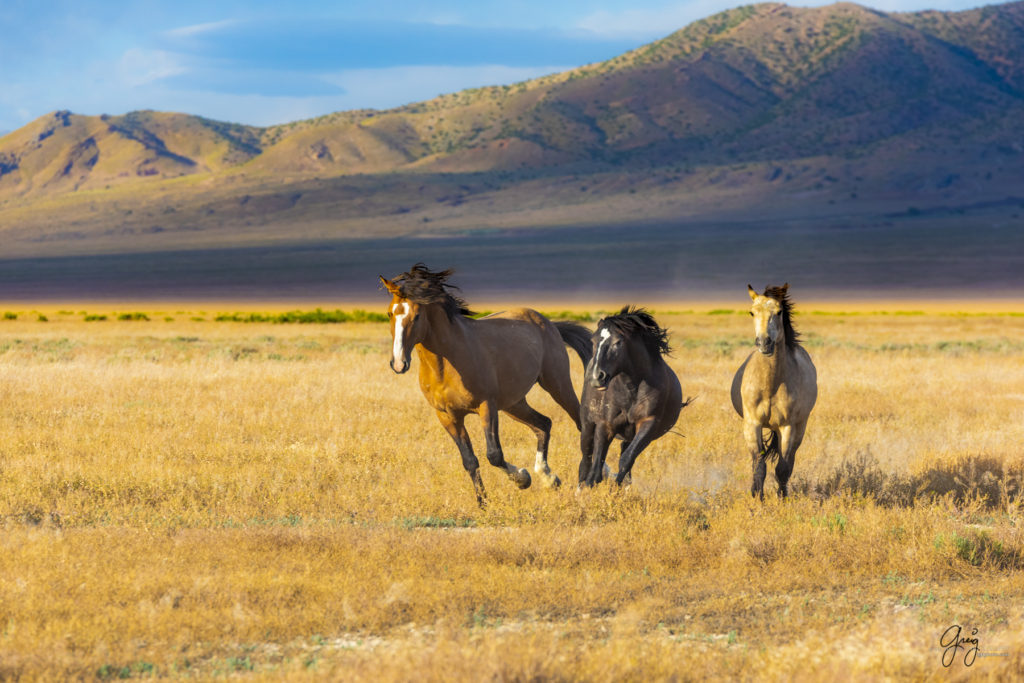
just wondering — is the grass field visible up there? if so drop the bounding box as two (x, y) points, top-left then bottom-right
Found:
(1, 305), (1022, 680)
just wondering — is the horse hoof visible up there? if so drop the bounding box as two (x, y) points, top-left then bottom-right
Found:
(512, 468), (532, 489)
(534, 465), (561, 489)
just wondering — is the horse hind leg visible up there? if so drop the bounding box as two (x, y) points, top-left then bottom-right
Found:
(538, 356), (583, 431)
(504, 399), (560, 488)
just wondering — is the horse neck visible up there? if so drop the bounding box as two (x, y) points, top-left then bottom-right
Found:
(626, 340), (657, 380)
(415, 304), (469, 368)
(750, 337), (793, 381)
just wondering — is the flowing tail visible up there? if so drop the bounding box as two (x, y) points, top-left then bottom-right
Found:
(760, 429), (781, 462)
(554, 321), (592, 367)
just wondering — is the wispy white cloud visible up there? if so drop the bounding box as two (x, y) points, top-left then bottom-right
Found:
(153, 18), (638, 71)
(420, 12), (468, 26)
(164, 19), (239, 38)
(117, 48), (188, 87)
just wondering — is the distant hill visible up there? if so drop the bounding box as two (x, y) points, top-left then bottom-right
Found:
(1, 1), (1023, 259)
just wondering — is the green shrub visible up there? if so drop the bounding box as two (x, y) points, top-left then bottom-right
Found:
(215, 309), (387, 324)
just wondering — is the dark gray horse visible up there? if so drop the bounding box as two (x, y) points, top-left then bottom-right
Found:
(578, 307), (688, 487)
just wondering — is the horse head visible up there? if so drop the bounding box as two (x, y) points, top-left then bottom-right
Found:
(589, 323), (627, 389)
(379, 276), (426, 374)
(589, 306), (670, 388)
(747, 283), (789, 356)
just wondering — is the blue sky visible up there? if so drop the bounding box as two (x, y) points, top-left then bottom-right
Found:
(0, 0), (1001, 133)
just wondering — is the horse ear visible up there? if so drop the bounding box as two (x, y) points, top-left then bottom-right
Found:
(379, 276), (399, 295)
(780, 282), (790, 293)
(747, 284), (758, 301)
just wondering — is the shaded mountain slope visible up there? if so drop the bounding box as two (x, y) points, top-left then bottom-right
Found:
(1, 2), (1023, 258)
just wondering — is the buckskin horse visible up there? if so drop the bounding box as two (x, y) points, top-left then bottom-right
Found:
(380, 264), (591, 505)
(731, 284), (818, 499)
(578, 307), (687, 488)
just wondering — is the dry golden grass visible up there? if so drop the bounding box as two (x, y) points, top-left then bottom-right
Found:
(1, 306), (1023, 680)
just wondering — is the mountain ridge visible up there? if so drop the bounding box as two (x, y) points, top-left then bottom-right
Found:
(1, 1), (1023, 258)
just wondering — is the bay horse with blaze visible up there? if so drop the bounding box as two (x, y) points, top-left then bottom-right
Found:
(380, 264), (592, 505)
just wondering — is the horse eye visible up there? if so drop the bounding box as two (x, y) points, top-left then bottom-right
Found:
(749, 312), (754, 317)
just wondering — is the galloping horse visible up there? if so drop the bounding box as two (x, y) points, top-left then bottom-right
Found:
(379, 264), (592, 505)
(731, 284), (817, 499)
(578, 307), (686, 488)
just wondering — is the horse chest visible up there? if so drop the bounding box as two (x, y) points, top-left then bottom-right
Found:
(418, 362), (477, 412)
(590, 379), (646, 432)
(746, 384), (794, 426)
(423, 384), (476, 412)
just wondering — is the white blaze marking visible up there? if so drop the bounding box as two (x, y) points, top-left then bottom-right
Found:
(592, 328), (611, 380)
(392, 302), (409, 365)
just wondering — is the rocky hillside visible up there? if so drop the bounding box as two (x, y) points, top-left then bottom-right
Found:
(1, 2), (1022, 256)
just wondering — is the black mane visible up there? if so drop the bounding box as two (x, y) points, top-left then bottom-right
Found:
(391, 263), (475, 320)
(762, 285), (801, 347)
(600, 306), (672, 356)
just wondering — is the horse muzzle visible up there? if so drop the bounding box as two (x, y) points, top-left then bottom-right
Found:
(755, 337), (775, 356)
(390, 358), (410, 374)
(589, 370), (610, 389)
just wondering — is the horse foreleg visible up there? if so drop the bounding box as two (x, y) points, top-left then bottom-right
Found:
(436, 410), (485, 506)
(578, 420), (595, 485)
(615, 418), (658, 486)
(480, 402), (531, 490)
(775, 422), (807, 498)
(744, 420), (767, 500)
(584, 427), (611, 487)
(504, 399), (560, 488)
(615, 440), (633, 487)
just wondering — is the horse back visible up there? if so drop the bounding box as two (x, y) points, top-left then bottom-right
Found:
(471, 308), (554, 349)
(463, 309), (561, 400)
(475, 308), (573, 354)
